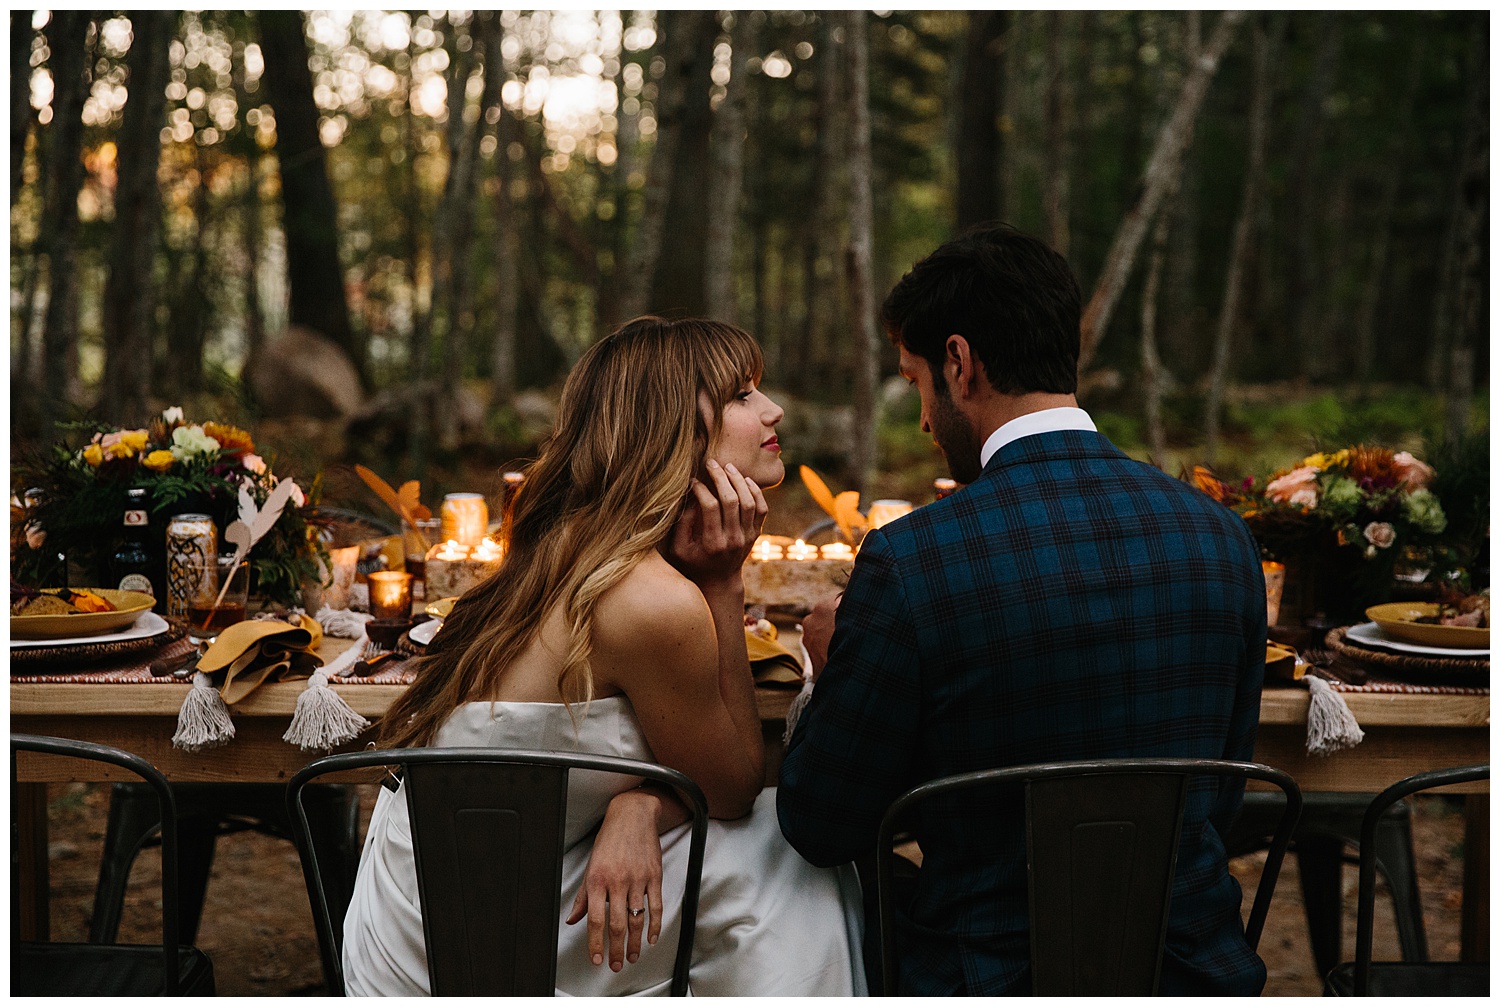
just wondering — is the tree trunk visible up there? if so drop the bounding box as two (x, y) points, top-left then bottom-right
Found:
(649, 10), (717, 317)
(101, 9), (172, 421)
(1204, 15), (1280, 464)
(1445, 24), (1488, 443)
(165, 143), (212, 398)
(257, 11), (358, 372)
(843, 11), (879, 495)
(1164, 12), (1202, 366)
(1353, 38), (1423, 385)
(1284, 13), (1342, 377)
(11, 11), (34, 208)
(1140, 190), (1174, 467)
(38, 9), (93, 431)
(484, 17), (518, 408)
(801, 14), (845, 391)
(955, 11), (1007, 230)
(435, 13), (481, 448)
(703, 12), (752, 323)
(1043, 11), (1070, 257)
(242, 153), (265, 358)
(617, 11), (701, 320)
(1077, 9), (1244, 373)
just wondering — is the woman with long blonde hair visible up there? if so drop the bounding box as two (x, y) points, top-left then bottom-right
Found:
(343, 317), (866, 996)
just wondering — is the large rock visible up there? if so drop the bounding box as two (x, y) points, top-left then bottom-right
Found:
(246, 326), (364, 420)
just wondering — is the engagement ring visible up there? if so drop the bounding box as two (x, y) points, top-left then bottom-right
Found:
(629, 908), (644, 917)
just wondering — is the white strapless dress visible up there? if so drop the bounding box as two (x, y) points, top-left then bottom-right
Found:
(342, 696), (867, 996)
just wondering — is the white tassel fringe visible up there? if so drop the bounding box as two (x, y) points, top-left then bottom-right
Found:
(1305, 675), (1365, 755)
(283, 670), (371, 752)
(172, 672), (236, 752)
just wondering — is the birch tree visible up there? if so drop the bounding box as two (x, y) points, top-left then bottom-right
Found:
(1077, 9), (1244, 373)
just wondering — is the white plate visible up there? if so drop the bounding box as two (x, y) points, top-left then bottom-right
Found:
(1345, 621), (1489, 659)
(10, 611), (171, 649)
(409, 619), (440, 647)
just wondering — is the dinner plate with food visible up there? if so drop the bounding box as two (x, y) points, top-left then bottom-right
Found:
(10, 586), (158, 639)
(1357, 597), (1490, 652)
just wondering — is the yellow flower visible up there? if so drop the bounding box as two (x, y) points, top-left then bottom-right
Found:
(82, 443), (104, 467)
(143, 450), (175, 472)
(204, 422), (255, 453)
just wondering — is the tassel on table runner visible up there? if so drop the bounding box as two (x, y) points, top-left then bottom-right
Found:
(782, 637), (817, 746)
(1305, 674), (1365, 755)
(284, 669), (370, 752)
(173, 671), (236, 751)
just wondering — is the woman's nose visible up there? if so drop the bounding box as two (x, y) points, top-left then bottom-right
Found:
(762, 394), (785, 426)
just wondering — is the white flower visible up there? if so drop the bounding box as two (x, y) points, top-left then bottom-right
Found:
(242, 453), (267, 476)
(288, 481), (306, 508)
(169, 424), (221, 461)
(162, 406), (184, 424)
(1363, 521), (1396, 550)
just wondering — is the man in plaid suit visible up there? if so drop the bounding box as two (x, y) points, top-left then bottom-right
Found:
(777, 224), (1267, 995)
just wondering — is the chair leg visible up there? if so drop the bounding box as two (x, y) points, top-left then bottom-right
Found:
(1293, 835), (1347, 980)
(90, 783), (164, 943)
(175, 815), (221, 945)
(1371, 812), (1428, 962)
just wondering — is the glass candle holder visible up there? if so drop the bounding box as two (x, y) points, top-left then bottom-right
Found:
(441, 493), (489, 549)
(866, 499), (914, 530)
(188, 556), (249, 645)
(367, 570), (414, 622)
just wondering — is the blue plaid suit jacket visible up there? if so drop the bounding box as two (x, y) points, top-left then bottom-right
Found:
(778, 430), (1267, 995)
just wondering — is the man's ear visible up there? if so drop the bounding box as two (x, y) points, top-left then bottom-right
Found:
(944, 335), (986, 400)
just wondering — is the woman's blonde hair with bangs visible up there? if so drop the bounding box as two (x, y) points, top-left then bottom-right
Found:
(380, 316), (763, 750)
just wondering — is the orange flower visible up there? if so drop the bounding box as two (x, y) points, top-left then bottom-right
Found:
(1192, 466), (1231, 504)
(204, 422), (255, 453)
(1345, 445), (1396, 484)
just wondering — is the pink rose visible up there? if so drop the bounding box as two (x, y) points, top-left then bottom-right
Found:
(1363, 521), (1396, 550)
(1392, 452), (1434, 490)
(1265, 466), (1320, 509)
(243, 453), (267, 476)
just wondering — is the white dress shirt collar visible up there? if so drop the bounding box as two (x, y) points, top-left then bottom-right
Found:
(979, 407), (1098, 468)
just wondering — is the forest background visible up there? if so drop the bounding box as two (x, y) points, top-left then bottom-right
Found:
(7, 9), (1490, 526)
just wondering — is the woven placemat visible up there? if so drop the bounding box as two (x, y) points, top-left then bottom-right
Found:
(11, 636), (199, 683)
(11, 620), (189, 669)
(1325, 627), (1488, 688)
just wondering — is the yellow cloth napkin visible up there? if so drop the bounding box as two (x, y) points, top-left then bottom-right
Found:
(198, 615), (324, 704)
(747, 628), (804, 688)
(1265, 641), (1300, 681)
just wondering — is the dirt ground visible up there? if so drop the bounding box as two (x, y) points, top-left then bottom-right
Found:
(38, 782), (1476, 996)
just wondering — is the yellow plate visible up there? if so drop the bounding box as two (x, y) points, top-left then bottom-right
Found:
(1366, 602), (1489, 649)
(10, 589), (157, 639)
(426, 596), (457, 620)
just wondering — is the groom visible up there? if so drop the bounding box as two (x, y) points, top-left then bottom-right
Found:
(776, 224), (1268, 995)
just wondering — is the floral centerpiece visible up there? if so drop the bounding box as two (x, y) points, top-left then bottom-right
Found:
(13, 407), (325, 606)
(1193, 446), (1449, 623)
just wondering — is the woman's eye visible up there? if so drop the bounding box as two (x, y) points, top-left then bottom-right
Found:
(735, 390), (752, 401)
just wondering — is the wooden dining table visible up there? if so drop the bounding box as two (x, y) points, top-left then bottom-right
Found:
(13, 633), (1490, 958)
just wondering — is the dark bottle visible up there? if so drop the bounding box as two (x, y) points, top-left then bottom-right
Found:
(111, 488), (159, 604)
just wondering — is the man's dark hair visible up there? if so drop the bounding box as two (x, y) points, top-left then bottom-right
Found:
(881, 222), (1081, 395)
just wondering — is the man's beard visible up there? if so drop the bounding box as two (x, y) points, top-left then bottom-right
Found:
(929, 385), (983, 484)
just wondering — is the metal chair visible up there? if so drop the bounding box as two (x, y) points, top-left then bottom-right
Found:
(875, 758), (1303, 996)
(1324, 764), (1489, 996)
(1226, 791), (1427, 977)
(11, 734), (216, 996)
(288, 747), (710, 995)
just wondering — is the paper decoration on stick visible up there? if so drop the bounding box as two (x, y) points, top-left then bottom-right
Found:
(798, 465), (869, 544)
(356, 465), (434, 549)
(203, 478), (298, 623)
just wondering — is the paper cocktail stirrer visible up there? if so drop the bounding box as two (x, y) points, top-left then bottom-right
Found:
(199, 479), (298, 628)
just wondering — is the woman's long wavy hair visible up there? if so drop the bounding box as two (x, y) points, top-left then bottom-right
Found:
(379, 316), (763, 749)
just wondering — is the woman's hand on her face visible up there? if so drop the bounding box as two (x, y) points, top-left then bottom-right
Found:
(565, 788), (667, 972)
(667, 459), (767, 586)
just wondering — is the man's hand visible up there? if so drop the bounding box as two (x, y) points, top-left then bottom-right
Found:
(801, 593), (841, 682)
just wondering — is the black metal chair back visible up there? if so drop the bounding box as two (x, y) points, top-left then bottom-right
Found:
(1328, 763), (1489, 996)
(288, 747), (710, 996)
(11, 733), (215, 996)
(876, 757), (1302, 996)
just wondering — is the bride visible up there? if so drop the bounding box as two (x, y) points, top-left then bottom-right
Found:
(342, 317), (866, 996)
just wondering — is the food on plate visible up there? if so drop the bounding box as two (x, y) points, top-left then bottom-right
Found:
(10, 583), (119, 617)
(1414, 592), (1489, 629)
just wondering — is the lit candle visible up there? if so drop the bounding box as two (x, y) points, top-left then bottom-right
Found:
(866, 499), (914, 530)
(752, 536), (785, 562)
(367, 571), (414, 621)
(473, 537), (504, 562)
(786, 539), (819, 561)
(441, 492), (489, 548)
(819, 542), (854, 562)
(429, 539), (470, 562)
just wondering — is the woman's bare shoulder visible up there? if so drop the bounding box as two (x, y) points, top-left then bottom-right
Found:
(592, 553), (713, 656)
